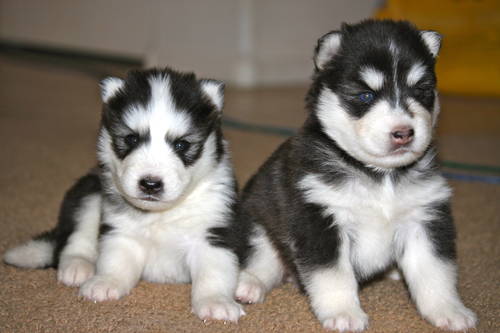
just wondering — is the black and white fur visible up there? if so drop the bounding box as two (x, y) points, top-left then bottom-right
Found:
(4, 68), (245, 322)
(235, 20), (477, 331)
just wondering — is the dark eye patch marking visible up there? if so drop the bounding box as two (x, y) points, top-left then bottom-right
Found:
(335, 81), (381, 118)
(165, 131), (205, 167)
(111, 129), (150, 160)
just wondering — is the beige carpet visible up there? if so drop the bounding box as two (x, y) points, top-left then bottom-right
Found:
(0, 54), (499, 332)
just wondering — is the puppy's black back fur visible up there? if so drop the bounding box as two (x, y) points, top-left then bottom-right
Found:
(34, 170), (101, 268)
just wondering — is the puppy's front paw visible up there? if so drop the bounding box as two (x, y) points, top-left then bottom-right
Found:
(80, 276), (129, 302)
(57, 256), (95, 286)
(235, 272), (266, 304)
(424, 304), (477, 331)
(321, 308), (369, 332)
(193, 297), (245, 323)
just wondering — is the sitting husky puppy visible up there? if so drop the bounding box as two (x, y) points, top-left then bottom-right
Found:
(4, 68), (244, 322)
(235, 20), (477, 331)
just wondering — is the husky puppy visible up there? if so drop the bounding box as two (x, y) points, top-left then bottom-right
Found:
(4, 68), (245, 322)
(235, 20), (477, 331)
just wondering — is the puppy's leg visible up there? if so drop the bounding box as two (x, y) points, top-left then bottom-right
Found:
(4, 172), (100, 273)
(236, 226), (284, 304)
(80, 235), (146, 302)
(189, 243), (244, 322)
(57, 194), (101, 286)
(301, 235), (368, 332)
(397, 207), (477, 331)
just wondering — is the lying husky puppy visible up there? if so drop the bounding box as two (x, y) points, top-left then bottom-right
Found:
(235, 20), (477, 331)
(4, 68), (244, 322)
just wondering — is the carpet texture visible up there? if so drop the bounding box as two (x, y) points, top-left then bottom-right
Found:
(0, 54), (499, 333)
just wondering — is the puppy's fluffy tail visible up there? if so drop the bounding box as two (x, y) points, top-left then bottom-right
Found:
(4, 233), (57, 269)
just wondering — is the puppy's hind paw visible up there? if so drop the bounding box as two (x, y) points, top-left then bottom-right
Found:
(193, 296), (245, 323)
(57, 256), (95, 287)
(321, 309), (369, 332)
(79, 275), (129, 302)
(235, 272), (266, 304)
(426, 304), (477, 331)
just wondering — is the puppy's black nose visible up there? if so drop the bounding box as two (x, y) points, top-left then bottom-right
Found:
(139, 177), (163, 194)
(391, 127), (414, 146)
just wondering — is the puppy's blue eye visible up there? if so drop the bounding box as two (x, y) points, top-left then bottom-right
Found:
(124, 134), (139, 147)
(174, 140), (190, 153)
(359, 92), (375, 103)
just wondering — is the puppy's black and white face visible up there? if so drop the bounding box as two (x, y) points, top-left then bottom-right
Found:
(311, 20), (441, 169)
(97, 68), (224, 211)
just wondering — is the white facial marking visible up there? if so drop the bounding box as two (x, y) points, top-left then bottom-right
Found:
(389, 41), (401, 106)
(431, 90), (440, 126)
(147, 76), (192, 139)
(360, 67), (385, 91)
(407, 63), (426, 86)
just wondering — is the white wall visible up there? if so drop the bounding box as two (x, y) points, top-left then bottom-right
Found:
(0, 0), (379, 86)
(250, 0), (379, 85)
(0, 0), (149, 57)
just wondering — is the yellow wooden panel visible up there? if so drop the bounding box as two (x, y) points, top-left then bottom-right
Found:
(376, 0), (500, 96)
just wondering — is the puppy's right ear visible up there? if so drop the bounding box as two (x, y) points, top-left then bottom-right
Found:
(200, 79), (225, 111)
(100, 77), (124, 103)
(420, 30), (442, 58)
(314, 31), (342, 70)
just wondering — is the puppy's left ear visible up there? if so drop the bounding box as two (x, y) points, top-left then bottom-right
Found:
(420, 30), (442, 58)
(100, 77), (124, 103)
(314, 30), (342, 70)
(200, 79), (225, 111)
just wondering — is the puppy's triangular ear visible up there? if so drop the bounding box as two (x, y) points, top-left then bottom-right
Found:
(314, 31), (342, 70)
(200, 79), (225, 111)
(420, 31), (442, 58)
(100, 77), (124, 103)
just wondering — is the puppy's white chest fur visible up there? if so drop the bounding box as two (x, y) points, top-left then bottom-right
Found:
(141, 219), (194, 283)
(105, 175), (233, 284)
(298, 172), (450, 277)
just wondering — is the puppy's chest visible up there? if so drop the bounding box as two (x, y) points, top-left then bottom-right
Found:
(135, 216), (206, 283)
(301, 174), (441, 224)
(299, 173), (450, 275)
(336, 178), (412, 226)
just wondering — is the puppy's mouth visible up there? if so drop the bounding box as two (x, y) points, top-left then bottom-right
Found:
(140, 195), (161, 202)
(130, 194), (163, 203)
(368, 147), (415, 158)
(390, 147), (412, 155)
